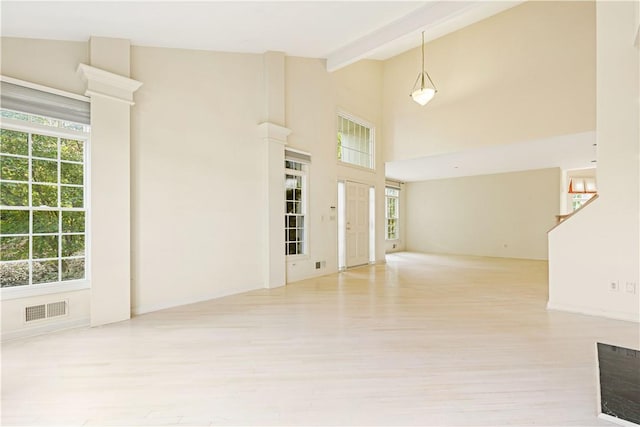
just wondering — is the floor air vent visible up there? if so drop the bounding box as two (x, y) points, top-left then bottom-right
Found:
(25, 300), (68, 322)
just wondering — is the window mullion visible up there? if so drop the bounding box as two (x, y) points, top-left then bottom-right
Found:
(57, 136), (62, 282)
(28, 132), (33, 285)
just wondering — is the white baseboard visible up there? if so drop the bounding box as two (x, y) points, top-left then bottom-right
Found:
(547, 302), (640, 323)
(2, 317), (90, 342)
(598, 413), (640, 427)
(131, 283), (262, 316)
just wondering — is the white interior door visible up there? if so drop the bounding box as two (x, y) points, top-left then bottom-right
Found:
(346, 181), (370, 267)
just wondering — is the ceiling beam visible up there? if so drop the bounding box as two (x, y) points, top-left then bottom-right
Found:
(326, 1), (523, 72)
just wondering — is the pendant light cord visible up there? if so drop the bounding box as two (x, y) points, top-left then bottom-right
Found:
(421, 31), (425, 88)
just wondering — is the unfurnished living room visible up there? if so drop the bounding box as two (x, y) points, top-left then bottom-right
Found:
(1, 1), (639, 426)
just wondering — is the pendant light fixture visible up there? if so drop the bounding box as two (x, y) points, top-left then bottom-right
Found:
(410, 31), (437, 106)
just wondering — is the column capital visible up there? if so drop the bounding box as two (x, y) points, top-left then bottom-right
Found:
(77, 63), (143, 105)
(258, 122), (292, 144)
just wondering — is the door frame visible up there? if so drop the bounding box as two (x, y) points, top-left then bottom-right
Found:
(337, 179), (376, 270)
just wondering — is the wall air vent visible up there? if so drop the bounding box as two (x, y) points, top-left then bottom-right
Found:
(24, 300), (68, 323)
(47, 301), (67, 318)
(25, 304), (46, 322)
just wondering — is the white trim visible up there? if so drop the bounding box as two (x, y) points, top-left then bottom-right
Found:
(286, 253), (310, 262)
(336, 109), (375, 130)
(336, 111), (375, 171)
(1, 117), (90, 294)
(132, 283), (262, 316)
(284, 146), (312, 163)
(1, 280), (90, 301)
(76, 64), (143, 104)
(284, 146), (311, 157)
(0, 117), (89, 140)
(285, 161), (308, 257)
(1, 316), (90, 342)
(337, 176), (377, 187)
(337, 159), (377, 173)
(83, 90), (136, 106)
(385, 187), (400, 241)
(0, 75), (89, 102)
(547, 302), (640, 323)
(258, 122), (291, 143)
(598, 414), (640, 427)
(76, 64), (143, 93)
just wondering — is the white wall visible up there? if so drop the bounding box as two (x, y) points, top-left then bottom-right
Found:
(1, 37), (91, 339)
(0, 37), (88, 94)
(1, 36), (391, 335)
(130, 46), (266, 314)
(406, 168), (560, 260)
(284, 57), (387, 282)
(382, 1), (596, 162)
(548, 1), (640, 323)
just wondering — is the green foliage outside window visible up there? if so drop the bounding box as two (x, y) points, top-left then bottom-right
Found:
(0, 124), (87, 288)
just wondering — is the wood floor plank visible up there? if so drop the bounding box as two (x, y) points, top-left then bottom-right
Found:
(2, 252), (638, 426)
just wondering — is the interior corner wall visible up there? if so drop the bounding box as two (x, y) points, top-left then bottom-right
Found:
(129, 46), (265, 314)
(548, 1), (640, 323)
(382, 0), (596, 162)
(0, 37), (92, 339)
(284, 57), (386, 283)
(405, 168), (560, 260)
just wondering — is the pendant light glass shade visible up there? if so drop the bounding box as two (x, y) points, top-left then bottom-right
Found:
(410, 31), (437, 106)
(411, 79), (436, 106)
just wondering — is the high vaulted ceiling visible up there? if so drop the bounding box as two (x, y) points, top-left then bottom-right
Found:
(2, 1), (594, 182)
(1, 1), (521, 71)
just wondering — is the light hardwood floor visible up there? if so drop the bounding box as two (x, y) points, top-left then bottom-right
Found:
(2, 252), (639, 426)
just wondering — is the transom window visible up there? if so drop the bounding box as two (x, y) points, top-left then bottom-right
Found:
(337, 114), (374, 169)
(0, 113), (88, 288)
(285, 160), (306, 256)
(385, 187), (399, 240)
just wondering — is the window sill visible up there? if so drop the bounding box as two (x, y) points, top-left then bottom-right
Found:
(337, 160), (376, 173)
(1, 280), (90, 301)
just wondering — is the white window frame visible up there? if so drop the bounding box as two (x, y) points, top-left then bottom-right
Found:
(385, 187), (399, 241)
(285, 160), (308, 258)
(1, 114), (90, 300)
(337, 111), (375, 171)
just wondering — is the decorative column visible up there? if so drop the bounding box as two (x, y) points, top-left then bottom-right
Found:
(77, 62), (142, 327)
(259, 122), (291, 288)
(260, 51), (290, 288)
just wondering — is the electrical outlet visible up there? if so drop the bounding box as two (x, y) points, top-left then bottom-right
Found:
(626, 282), (637, 294)
(315, 261), (321, 269)
(610, 281), (620, 292)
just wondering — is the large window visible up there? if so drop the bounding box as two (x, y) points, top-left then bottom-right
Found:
(0, 112), (88, 288)
(337, 114), (374, 169)
(385, 187), (399, 240)
(285, 160), (306, 256)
